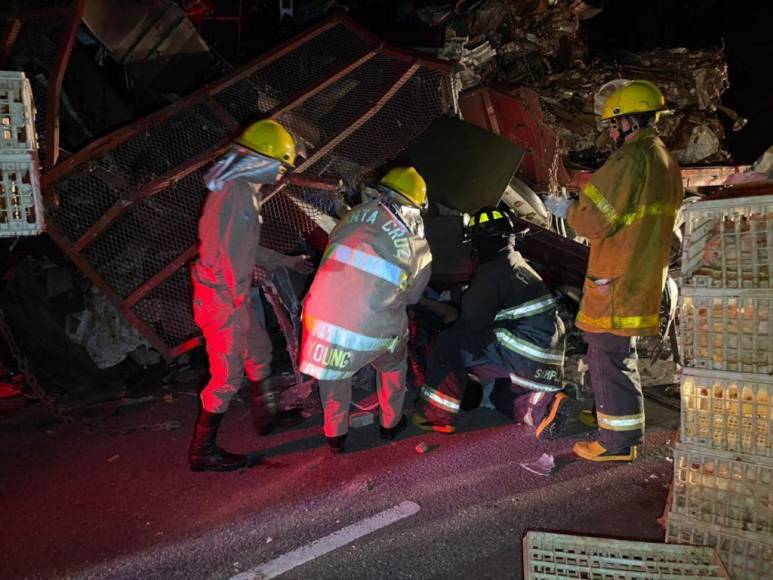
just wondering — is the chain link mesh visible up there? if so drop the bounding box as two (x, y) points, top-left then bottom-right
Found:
(260, 185), (339, 254)
(83, 167), (210, 298)
(213, 24), (373, 123)
(132, 267), (198, 347)
(43, 19), (451, 358)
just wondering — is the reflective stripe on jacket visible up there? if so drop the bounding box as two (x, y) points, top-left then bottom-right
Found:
(300, 199), (432, 380)
(567, 128), (683, 336)
(463, 250), (565, 393)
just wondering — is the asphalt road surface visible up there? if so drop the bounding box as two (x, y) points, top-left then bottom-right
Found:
(1, 386), (679, 579)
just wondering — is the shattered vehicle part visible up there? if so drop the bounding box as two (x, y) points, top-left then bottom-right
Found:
(501, 177), (550, 228)
(540, 47), (734, 164)
(40, 13), (454, 361)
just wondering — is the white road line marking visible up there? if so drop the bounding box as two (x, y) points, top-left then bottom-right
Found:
(230, 501), (421, 580)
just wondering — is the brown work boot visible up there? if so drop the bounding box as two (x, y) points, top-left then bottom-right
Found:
(573, 440), (638, 463)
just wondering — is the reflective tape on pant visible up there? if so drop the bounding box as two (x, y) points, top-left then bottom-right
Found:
(494, 295), (556, 321)
(305, 315), (396, 353)
(597, 411), (644, 432)
(495, 329), (564, 365)
(325, 244), (407, 288)
(299, 361), (355, 381)
(509, 373), (562, 393)
(420, 386), (460, 414)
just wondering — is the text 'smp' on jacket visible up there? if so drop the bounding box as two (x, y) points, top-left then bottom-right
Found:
(476, 251), (565, 392)
(567, 128), (684, 336)
(300, 199), (432, 380)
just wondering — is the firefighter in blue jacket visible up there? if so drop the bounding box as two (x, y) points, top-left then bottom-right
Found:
(414, 207), (573, 437)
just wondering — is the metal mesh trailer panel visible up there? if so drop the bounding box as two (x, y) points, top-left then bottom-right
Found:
(38, 13), (453, 360)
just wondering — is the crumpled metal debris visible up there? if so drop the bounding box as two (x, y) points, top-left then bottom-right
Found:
(435, 0), (738, 165)
(441, 0), (589, 89)
(537, 48), (735, 164)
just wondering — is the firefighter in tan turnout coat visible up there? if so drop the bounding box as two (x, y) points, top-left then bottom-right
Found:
(543, 80), (684, 462)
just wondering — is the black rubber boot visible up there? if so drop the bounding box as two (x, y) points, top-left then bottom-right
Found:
(251, 378), (305, 435)
(188, 409), (247, 472)
(379, 415), (408, 440)
(326, 434), (347, 454)
(250, 378), (279, 435)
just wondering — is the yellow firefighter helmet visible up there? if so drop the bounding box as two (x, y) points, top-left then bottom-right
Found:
(380, 166), (427, 209)
(600, 80), (667, 121)
(236, 119), (296, 166)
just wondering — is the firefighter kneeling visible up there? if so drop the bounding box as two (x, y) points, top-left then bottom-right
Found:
(299, 167), (433, 453)
(414, 207), (574, 438)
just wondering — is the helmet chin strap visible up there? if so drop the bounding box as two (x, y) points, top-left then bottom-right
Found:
(613, 116), (639, 147)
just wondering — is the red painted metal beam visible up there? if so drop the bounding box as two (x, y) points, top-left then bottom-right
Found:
(202, 95), (240, 133)
(43, 0), (85, 171)
(0, 18), (20, 68)
(125, 244), (198, 308)
(285, 174), (342, 191)
(167, 337), (203, 360)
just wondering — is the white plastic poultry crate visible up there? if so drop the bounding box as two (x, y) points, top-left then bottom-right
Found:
(0, 153), (44, 237)
(680, 368), (773, 458)
(681, 194), (772, 290)
(670, 443), (773, 535)
(0, 71), (37, 151)
(667, 513), (773, 580)
(680, 288), (771, 375)
(523, 531), (730, 579)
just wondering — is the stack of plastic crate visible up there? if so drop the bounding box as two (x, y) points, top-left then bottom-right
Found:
(523, 531), (730, 579)
(667, 193), (773, 579)
(0, 71), (43, 237)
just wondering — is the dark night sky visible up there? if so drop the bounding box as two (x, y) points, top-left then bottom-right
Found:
(583, 0), (773, 163)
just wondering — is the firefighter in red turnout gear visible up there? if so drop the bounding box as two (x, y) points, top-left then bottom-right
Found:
(188, 120), (312, 472)
(299, 167), (432, 453)
(414, 208), (572, 437)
